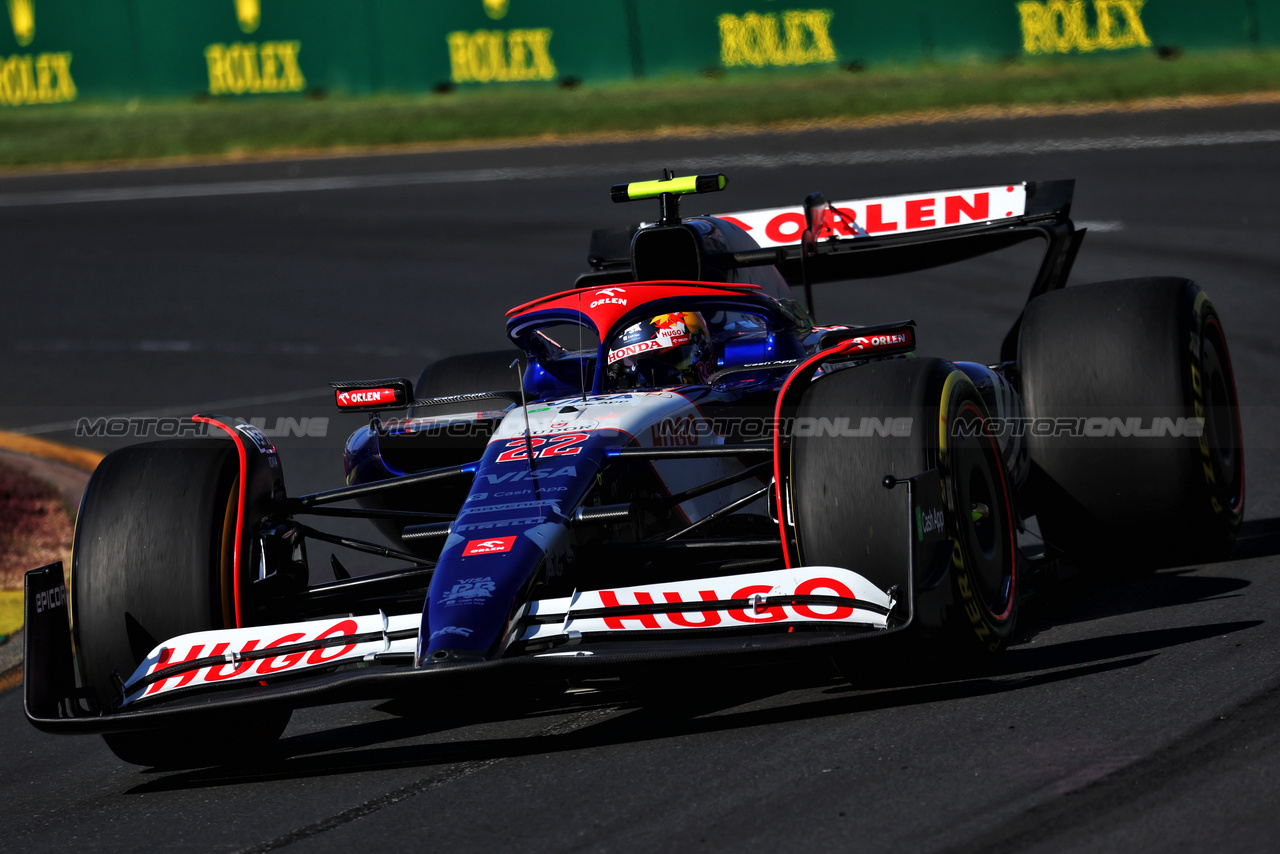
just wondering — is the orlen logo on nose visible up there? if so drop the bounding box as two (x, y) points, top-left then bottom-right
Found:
(462, 536), (517, 556)
(336, 388), (398, 407)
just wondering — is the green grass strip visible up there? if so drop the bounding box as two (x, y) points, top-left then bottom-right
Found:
(2, 50), (1279, 169)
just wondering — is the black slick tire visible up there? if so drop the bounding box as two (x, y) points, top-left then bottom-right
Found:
(71, 439), (290, 767)
(1018, 279), (1244, 565)
(790, 357), (1018, 656)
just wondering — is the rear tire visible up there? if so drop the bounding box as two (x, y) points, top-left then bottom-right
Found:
(72, 439), (290, 767)
(790, 357), (1018, 656)
(1018, 279), (1244, 565)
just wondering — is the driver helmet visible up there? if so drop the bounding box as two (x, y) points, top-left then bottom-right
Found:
(607, 311), (715, 388)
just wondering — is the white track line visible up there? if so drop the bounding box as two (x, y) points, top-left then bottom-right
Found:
(0, 129), (1277, 208)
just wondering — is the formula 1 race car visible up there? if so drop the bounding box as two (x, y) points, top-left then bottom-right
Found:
(24, 172), (1244, 767)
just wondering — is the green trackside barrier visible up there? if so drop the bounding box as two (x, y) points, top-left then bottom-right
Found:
(635, 0), (847, 76)
(366, 0), (634, 91)
(0, 0), (1276, 108)
(0, 0), (130, 105)
(1247, 0), (1279, 46)
(132, 0), (379, 98)
(1013, 0), (1256, 56)
(520, 1), (1272, 80)
(634, 2), (938, 76)
(133, 0), (637, 96)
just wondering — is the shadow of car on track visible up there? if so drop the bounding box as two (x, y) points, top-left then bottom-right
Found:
(114, 523), (1277, 789)
(123, 619), (1260, 795)
(1021, 567), (1251, 633)
(114, 524), (1279, 789)
(1230, 516), (1280, 562)
(1006, 517), (1280, 636)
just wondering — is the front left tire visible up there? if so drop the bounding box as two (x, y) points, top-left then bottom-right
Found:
(72, 439), (290, 767)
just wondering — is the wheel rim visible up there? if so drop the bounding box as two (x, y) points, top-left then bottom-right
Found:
(950, 400), (1015, 623)
(217, 476), (238, 629)
(1202, 316), (1244, 515)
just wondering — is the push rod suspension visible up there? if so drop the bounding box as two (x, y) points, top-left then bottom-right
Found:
(286, 462), (475, 509)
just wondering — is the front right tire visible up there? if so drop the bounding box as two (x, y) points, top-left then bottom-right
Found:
(789, 357), (1018, 656)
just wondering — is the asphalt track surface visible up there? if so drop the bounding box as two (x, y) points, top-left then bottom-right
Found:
(3, 102), (1280, 852)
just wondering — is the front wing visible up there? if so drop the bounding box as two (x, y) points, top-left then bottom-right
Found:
(24, 469), (951, 734)
(24, 566), (904, 735)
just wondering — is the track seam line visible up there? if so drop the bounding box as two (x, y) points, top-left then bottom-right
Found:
(2, 128), (1279, 208)
(935, 674), (1280, 854)
(231, 706), (615, 853)
(232, 757), (504, 854)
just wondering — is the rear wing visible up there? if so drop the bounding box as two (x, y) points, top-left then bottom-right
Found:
(585, 178), (1082, 363)
(728, 179), (1076, 285)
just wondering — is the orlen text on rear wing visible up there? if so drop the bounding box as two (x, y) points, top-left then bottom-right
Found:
(717, 179), (1081, 362)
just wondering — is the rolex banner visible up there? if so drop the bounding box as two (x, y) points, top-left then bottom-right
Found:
(1, 0), (1274, 105)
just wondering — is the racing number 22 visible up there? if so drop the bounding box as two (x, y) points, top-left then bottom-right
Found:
(495, 432), (589, 463)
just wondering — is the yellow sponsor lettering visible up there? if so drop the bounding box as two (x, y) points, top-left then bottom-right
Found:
(447, 32), (470, 82)
(507, 29), (532, 79)
(955, 542), (996, 642)
(233, 43), (261, 93)
(447, 28), (556, 83)
(1017, 0), (1151, 55)
(34, 50), (49, 95)
(8, 0), (34, 47)
(206, 45), (228, 93)
(259, 41), (279, 89)
(235, 0), (260, 35)
(0, 51), (73, 106)
(1109, 0), (1151, 47)
(51, 51), (72, 99)
(275, 41), (305, 91)
(205, 41), (305, 96)
(1, 55), (34, 105)
(719, 9), (836, 68)
(471, 31), (508, 82)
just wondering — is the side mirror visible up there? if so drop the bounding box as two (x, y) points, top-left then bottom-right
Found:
(329, 377), (414, 411)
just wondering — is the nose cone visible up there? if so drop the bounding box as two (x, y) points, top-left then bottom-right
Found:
(415, 435), (607, 665)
